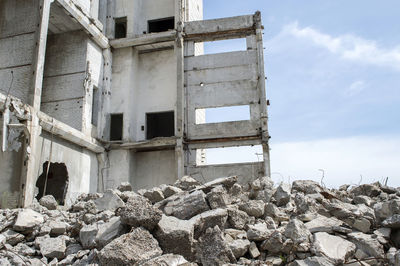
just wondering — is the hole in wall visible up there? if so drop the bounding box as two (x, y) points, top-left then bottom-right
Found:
(110, 113), (123, 141)
(115, 17), (127, 38)
(36, 162), (69, 205)
(195, 105), (251, 124)
(146, 111), (174, 140)
(91, 86), (99, 127)
(148, 17), (175, 33)
(203, 38), (247, 55)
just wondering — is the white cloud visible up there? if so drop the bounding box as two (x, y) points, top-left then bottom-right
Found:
(280, 22), (400, 71)
(345, 80), (367, 97)
(270, 136), (400, 188)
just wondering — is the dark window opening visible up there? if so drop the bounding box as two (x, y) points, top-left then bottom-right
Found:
(115, 17), (127, 38)
(36, 162), (69, 205)
(110, 113), (123, 141)
(91, 86), (99, 127)
(148, 17), (175, 33)
(146, 111), (174, 140)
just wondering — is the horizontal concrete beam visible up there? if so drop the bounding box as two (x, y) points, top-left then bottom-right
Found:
(55, 0), (109, 49)
(110, 31), (177, 49)
(38, 111), (105, 153)
(112, 137), (178, 151)
(184, 14), (256, 42)
(186, 137), (262, 149)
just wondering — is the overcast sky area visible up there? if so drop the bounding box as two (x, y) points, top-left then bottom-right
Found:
(202, 0), (400, 187)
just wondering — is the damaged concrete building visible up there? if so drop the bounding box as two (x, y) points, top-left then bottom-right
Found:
(0, 0), (270, 208)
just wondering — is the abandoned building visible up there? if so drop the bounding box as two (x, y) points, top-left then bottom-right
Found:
(0, 0), (270, 208)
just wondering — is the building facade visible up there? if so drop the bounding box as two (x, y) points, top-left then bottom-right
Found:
(0, 0), (270, 208)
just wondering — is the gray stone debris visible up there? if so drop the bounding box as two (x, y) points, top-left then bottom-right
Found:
(98, 227), (162, 265)
(39, 195), (58, 210)
(0, 177), (399, 265)
(117, 194), (162, 230)
(117, 182), (132, 192)
(163, 190), (210, 220)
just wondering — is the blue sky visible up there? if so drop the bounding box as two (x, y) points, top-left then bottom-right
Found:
(202, 0), (400, 187)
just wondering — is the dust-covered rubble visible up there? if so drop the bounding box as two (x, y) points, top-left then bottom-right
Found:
(0, 176), (400, 265)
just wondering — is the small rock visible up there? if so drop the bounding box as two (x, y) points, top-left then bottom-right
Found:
(383, 214), (400, 228)
(140, 254), (189, 266)
(191, 208), (228, 239)
(207, 185), (230, 209)
(348, 232), (385, 258)
(292, 180), (322, 194)
(247, 223), (272, 241)
(289, 256), (334, 266)
(174, 176), (200, 191)
(2, 230), (24, 246)
(304, 215), (343, 233)
(0, 234), (6, 249)
(98, 227), (162, 265)
(161, 185), (183, 198)
(39, 195), (58, 210)
(49, 221), (67, 236)
(353, 218), (371, 233)
(227, 208), (249, 230)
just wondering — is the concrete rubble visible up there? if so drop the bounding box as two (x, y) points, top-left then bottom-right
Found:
(0, 176), (400, 265)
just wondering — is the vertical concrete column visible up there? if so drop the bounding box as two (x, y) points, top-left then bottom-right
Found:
(254, 11), (271, 177)
(99, 48), (112, 140)
(175, 21), (185, 179)
(21, 0), (51, 207)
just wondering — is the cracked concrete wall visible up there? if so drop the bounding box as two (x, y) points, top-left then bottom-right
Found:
(0, 0), (39, 104)
(33, 131), (99, 206)
(0, 112), (22, 209)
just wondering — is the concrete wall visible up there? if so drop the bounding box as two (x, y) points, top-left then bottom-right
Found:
(0, 0), (39, 104)
(41, 31), (87, 131)
(114, 0), (175, 37)
(131, 150), (177, 190)
(33, 131), (98, 206)
(0, 113), (22, 209)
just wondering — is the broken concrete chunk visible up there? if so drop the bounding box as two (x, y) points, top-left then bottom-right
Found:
(13, 209), (44, 232)
(93, 190), (124, 212)
(161, 185), (183, 198)
(98, 227), (162, 265)
(39, 236), (66, 259)
(313, 232), (356, 264)
(79, 224), (97, 249)
(304, 215), (343, 233)
(284, 219), (311, 245)
(117, 195), (162, 230)
(382, 214), (400, 229)
(274, 183), (291, 206)
(49, 221), (67, 236)
(2, 229), (24, 246)
(289, 256), (334, 266)
(348, 232), (385, 258)
(238, 200), (265, 218)
(352, 217), (371, 233)
(229, 239), (250, 259)
(190, 208), (228, 239)
(350, 183), (381, 198)
(248, 241), (260, 259)
(0, 234), (6, 249)
(96, 217), (122, 247)
(140, 254), (189, 266)
(292, 180), (322, 194)
(117, 182), (132, 192)
(196, 226), (237, 265)
(155, 214), (195, 261)
(246, 223), (272, 241)
(143, 187), (165, 204)
(174, 176), (200, 191)
(207, 185), (230, 209)
(39, 195), (58, 210)
(164, 190), (210, 220)
(227, 208), (249, 230)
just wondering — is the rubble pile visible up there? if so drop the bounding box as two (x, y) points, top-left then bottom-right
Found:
(1, 176), (400, 265)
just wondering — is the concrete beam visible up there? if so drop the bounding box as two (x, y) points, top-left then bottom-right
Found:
(55, 0), (109, 49)
(110, 30), (177, 49)
(38, 112), (105, 153)
(184, 14), (255, 42)
(112, 137), (177, 151)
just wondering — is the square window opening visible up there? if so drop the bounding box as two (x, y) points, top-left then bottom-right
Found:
(115, 17), (127, 39)
(148, 17), (175, 33)
(146, 111), (174, 140)
(110, 113), (123, 141)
